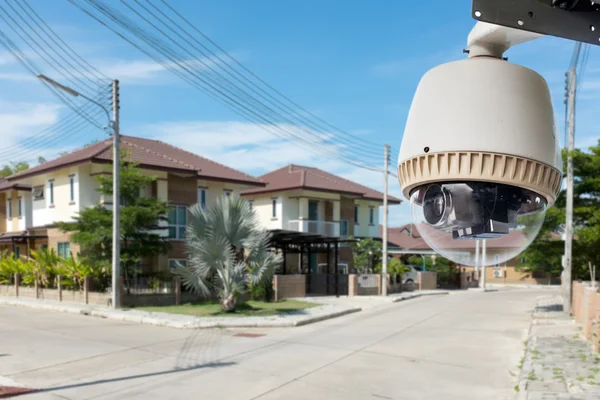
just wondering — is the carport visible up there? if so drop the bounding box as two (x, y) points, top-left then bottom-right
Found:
(269, 229), (356, 296)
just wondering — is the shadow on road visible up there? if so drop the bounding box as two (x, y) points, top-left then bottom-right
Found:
(33, 361), (235, 395)
(535, 303), (563, 312)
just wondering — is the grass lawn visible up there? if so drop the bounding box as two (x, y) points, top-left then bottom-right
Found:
(135, 299), (318, 317)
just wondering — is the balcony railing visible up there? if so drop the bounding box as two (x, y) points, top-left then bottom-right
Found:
(288, 220), (340, 237)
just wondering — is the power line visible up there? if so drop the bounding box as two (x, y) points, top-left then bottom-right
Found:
(0, 28), (103, 129)
(18, 0), (111, 82)
(70, 0), (387, 172)
(120, 0), (385, 163)
(146, 0), (387, 156)
(0, 2), (100, 97)
(0, 99), (108, 158)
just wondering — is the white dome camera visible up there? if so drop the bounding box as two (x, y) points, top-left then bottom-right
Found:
(397, 22), (562, 267)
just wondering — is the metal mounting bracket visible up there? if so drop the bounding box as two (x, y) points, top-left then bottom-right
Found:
(472, 0), (600, 46)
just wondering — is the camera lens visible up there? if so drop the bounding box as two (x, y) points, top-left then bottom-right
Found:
(423, 184), (448, 225)
(410, 182), (548, 267)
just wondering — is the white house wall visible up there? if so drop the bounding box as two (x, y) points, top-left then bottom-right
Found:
(29, 165), (81, 228)
(247, 195), (282, 230)
(282, 196), (298, 230)
(353, 199), (380, 238)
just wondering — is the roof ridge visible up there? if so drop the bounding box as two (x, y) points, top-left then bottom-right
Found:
(89, 138), (114, 158)
(120, 138), (197, 170)
(152, 139), (262, 182)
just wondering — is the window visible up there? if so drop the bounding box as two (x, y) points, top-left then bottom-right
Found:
(33, 186), (44, 201)
(14, 247), (20, 259)
(168, 205), (188, 240)
(69, 175), (75, 202)
(272, 198), (277, 218)
(224, 190), (232, 198)
(17, 198), (22, 217)
(7, 199), (11, 218)
(354, 205), (359, 224)
(57, 242), (70, 259)
(340, 219), (349, 237)
(168, 259), (188, 270)
(49, 180), (54, 206)
(369, 207), (375, 225)
(198, 188), (207, 208)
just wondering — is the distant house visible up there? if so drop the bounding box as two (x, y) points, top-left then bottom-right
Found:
(385, 223), (561, 285)
(0, 135), (264, 272)
(241, 164), (402, 279)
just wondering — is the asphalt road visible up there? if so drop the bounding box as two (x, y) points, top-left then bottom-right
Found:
(0, 289), (548, 399)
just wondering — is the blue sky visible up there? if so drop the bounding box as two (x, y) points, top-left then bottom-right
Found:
(0, 0), (598, 226)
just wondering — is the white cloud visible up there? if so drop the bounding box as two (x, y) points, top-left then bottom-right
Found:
(0, 101), (61, 143)
(143, 120), (411, 227)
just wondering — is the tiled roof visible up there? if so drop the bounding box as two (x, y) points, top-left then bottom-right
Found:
(241, 164), (402, 204)
(7, 135), (264, 186)
(0, 178), (31, 192)
(384, 223), (563, 252)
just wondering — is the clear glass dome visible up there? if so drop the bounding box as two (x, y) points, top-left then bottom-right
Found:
(410, 182), (547, 267)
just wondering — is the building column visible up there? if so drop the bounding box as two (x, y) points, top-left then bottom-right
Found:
(298, 198), (309, 220)
(156, 179), (168, 202)
(333, 200), (340, 222)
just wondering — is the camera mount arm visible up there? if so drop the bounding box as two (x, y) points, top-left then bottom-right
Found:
(467, 21), (543, 58)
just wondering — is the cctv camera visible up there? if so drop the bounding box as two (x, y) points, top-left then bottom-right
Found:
(397, 23), (562, 267)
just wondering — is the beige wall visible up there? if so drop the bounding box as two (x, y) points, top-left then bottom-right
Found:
(460, 259), (556, 285)
(273, 274), (306, 301)
(417, 271), (437, 290)
(47, 228), (80, 257)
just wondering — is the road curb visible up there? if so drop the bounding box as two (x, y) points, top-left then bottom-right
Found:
(0, 296), (361, 329)
(390, 291), (449, 303)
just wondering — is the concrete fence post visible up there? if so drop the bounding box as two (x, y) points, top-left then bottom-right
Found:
(174, 276), (181, 305)
(272, 275), (279, 302)
(84, 276), (90, 304)
(348, 274), (357, 296)
(14, 273), (20, 297)
(118, 276), (125, 308)
(57, 275), (63, 302)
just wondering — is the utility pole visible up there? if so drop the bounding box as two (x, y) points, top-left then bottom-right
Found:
(481, 239), (487, 291)
(382, 144), (389, 296)
(475, 240), (480, 285)
(111, 79), (121, 309)
(564, 67), (576, 315)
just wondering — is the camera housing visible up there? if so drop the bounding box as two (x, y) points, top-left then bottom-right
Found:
(397, 45), (561, 266)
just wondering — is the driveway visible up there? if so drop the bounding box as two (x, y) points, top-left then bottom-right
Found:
(0, 289), (547, 399)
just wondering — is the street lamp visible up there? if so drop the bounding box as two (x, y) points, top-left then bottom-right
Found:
(37, 74), (121, 309)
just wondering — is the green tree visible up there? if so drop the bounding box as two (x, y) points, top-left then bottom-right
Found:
(57, 151), (170, 289)
(374, 257), (409, 281)
(518, 141), (600, 280)
(0, 161), (30, 178)
(351, 237), (382, 273)
(173, 195), (282, 312)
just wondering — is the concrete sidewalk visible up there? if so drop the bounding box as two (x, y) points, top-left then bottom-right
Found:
(0, 291), (447, 329)
(517, 295), (600, 399)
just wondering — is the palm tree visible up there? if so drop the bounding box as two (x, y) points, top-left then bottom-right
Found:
(173, 195), (282, 312)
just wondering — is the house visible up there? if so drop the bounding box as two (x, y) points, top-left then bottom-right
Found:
(241, 164), (402, 280)
(0, 135), (264, 271)
(386, 223), (561, 286)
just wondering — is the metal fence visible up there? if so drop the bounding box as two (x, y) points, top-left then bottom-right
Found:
(306, 274), (348, 296)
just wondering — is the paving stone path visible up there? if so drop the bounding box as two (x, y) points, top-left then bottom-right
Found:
(519, 296), (600, 400)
